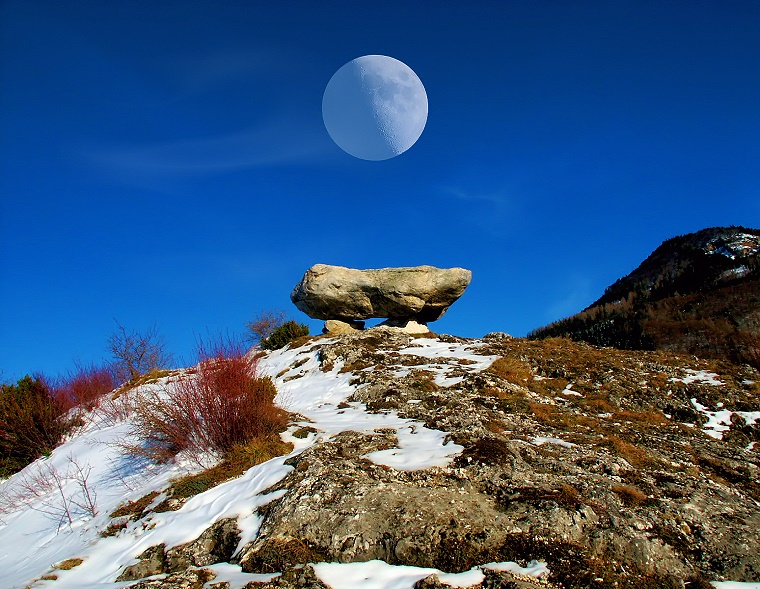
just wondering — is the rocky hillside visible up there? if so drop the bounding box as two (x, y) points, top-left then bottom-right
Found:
(4, 328), (758, 589)
(529, 226), (760, 367)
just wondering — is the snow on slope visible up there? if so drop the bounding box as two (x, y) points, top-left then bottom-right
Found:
(2, 335), (756, 589)
(0, 337), (542, 589)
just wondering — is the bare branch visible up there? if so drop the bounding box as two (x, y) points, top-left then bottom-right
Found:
(246, 310), (287, 345)
(107, 320), (173, 385)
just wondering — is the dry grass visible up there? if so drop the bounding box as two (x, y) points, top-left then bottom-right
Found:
(409, 371), (439, 392)
(578, 396), (617, 413)
(243, 536), (326, 573)
(600, 436), (659, 469)
(489, 357), (533, 385)
(482, 387), (531, 413)
(107, 437), (293, 520)
(111, 368), (176, 399)
(99, 521), (128, 538)
(529, 402), (559, 423)
(484, 419), (507, 435)
(612, 410), (669, 426)
(455, 437), (510, 465)
(54, 558), (83, 570)
(284, 334), (316, 350)
(529, 377), (570, 397)
(506, 484), (584, 510)
(292, 426), (319, 439)
(611, 484), (652, 507)
(338, 358), (378, 373)
(110, 490), (160, 519)
(528, 402), (600, 432)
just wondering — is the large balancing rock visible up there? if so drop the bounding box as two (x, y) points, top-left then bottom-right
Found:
(291, 264), (472, 323)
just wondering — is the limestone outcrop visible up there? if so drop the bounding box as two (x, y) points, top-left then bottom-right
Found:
(109, 330), (759, 589)
(291, 264), (471, 323)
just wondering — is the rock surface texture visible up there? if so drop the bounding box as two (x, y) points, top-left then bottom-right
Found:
(238, 331), (760, 588)
(108, 330), (759, 589)
(291, 264), (472, 323)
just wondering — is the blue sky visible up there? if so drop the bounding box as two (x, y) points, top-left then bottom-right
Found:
(1, 1), (758, 382)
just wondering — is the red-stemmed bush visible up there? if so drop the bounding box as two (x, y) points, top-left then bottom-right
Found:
(52, 362), (117, 412)
(129, 336), (288, 463)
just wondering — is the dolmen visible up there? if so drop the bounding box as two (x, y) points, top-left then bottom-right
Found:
(291, 264), (472, 334)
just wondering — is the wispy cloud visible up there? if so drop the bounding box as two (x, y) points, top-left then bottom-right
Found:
(167, 50), (292, 96)
(83, 115), (329, 187)
(444, 186), (510, 206)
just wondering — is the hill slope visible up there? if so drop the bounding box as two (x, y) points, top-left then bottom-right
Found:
(529, 226), (760, 367)
(2, 329), (759, 589)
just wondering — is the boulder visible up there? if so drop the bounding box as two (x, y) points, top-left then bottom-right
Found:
(116, 544), (167, 582)
(291, 265), (471, 323)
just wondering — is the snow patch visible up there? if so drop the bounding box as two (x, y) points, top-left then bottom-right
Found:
(202, 563), (278, 588)
(312, 558), (549, 589)
(691, 398), (760, 440)
(532, 436), (575, 449)
(561, 383), (583, 397)
(671, 369), (725, 387)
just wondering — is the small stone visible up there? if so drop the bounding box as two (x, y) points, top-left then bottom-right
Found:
(413, 574), (448, 588)
(377, 319), (430, 334)
(323, 319), (365, 334)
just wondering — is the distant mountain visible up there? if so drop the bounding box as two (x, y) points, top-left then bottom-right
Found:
(529, 226), (760, 367)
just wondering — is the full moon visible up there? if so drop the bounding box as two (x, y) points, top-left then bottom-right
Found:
(322, 55), (428, 161)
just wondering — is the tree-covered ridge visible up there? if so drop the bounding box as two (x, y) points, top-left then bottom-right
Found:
(529, 227), (760, 369)
(594, 226), (760, 307)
